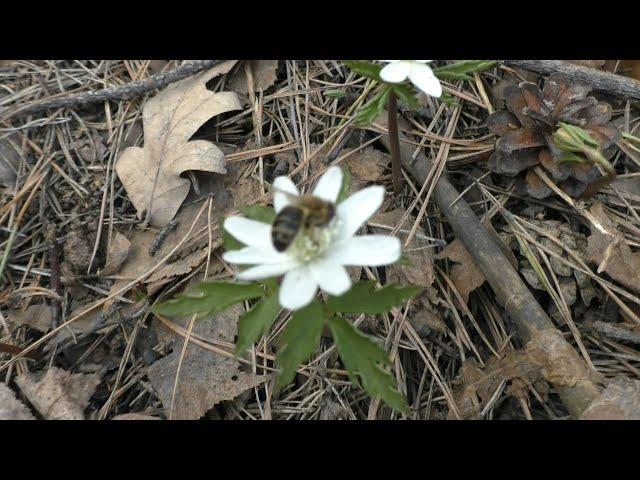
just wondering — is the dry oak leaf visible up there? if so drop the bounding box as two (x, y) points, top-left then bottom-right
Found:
(16, 367), (101, 420)
(0, 383), (36, 420)
(115, 60), (241, 226)
(148, 302), (266, 420)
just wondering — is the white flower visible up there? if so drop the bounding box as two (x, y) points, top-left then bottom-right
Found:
(379, 60), (442, 98)
(222, 167), (401, 310)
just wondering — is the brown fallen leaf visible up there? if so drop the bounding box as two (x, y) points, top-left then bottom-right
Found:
(107, 200), (220, 307)
(16, 367), (101, 420)
(586, 203), (640, 294)
(8, 303), (53, 332)
(148, 302), (266, 420)
(228, 60), (279, 93)
(345, 146), (389, 183)
(435, 239), (486, 304)
(100, 230), (131, 276)
(0, 383), (36, 420)
(580, 376), (640, 420)
(115, 61), (241, 226)
(452, 350), (546, 419)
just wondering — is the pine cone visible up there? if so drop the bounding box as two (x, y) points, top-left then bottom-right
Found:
(487, 73), (620, 199)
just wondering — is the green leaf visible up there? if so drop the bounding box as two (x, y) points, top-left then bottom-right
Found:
(557, 152), (588, 164)
(328, 315), (407, 413)
(337, 165), (352, 203)
(433, 60), (497, 81)
(235, 292), (281, 355)
(439, 92), (459, 107)
(275, 300), (324, 391)
(391, 84), (419, 110)
(355, 86), (391, 127)
(152, 281), (264, 318)
(239, 205), (276, 224)
(326, 281), (423, 315)
(324, 89), (346, 98)
(344, 60), (382, 81)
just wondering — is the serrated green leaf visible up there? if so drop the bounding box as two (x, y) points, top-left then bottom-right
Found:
(275, 300), (324, 391)
(326, 281), (423, 315)
(337, 165), (352, 203)
(152, 281), (264, 318)
(235, 292), (281, 355)
(433, 60), (497, 81)
(355, 86), (391, 127)
(391, 84), (419, 110)
(239, 205), (276, 224)
(328, 315), (407, 413)
(344, 60), (382, 81)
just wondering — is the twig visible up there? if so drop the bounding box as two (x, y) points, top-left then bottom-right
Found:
(504, 60), (640, 100)
(148, 219), (179, 257)
(387, 91), (403, 196)
(373, 117), (602, 419)
(1, 60), (223, 120)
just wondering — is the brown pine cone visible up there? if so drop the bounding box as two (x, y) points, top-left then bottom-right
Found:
(487, 73), (620, 199)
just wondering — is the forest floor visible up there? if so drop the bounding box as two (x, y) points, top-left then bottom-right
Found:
(1, 59), (639, 420)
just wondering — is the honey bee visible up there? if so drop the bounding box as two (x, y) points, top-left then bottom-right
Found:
(271, 193), (336, 252)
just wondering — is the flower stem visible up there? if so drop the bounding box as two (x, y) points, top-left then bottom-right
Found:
(387, 91), (403, 196)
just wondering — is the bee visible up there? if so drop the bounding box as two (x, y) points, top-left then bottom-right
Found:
(271, 193), (336, 252)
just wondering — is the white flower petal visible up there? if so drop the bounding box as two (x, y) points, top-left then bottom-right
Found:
(224, 216), (273, 250)
(312, 166), (343, 203)
(279, 266), (318, 310)
(236, 260), (300, 281)
(408, 63), (442, 98)
(335, 185), (385, 240)
(273, 175), (299, 213)
(309, 258), (352, 296)
(326, 235), (401, 266)
(223, 246), (289, 265)
(414, 60), (433, 64)
(380, 61), (411, 83)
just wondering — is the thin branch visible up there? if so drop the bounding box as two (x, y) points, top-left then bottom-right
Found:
(1, 60), (224, 120)
(505, 60), (640, 100)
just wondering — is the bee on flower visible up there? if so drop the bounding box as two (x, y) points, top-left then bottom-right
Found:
(222, 167), (401, 310)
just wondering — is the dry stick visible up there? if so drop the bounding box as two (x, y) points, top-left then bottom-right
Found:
(1, 60), (223, 120)
(387, 91), (403, 196)
(504, 60), (640, 100)
(378, 127), (601, 418)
